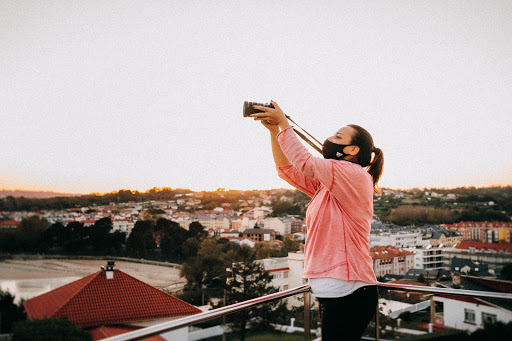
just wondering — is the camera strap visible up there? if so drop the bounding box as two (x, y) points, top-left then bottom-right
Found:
(285, 115), (323, 155)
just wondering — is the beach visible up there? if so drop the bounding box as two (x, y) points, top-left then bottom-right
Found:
(0, 258), (185, 302)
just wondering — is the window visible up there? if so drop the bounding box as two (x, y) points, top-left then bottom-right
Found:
(464, 309), (476, 323)
(482, 312), (497, 324)
(284, 271), (289, 278)
(283, 285), (289, 290)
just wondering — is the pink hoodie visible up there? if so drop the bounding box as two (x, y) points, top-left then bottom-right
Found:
(276, 127), (377, 284)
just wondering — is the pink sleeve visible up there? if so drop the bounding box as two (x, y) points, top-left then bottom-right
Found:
(277, 126), (336, 191)
(276, 164), (320, 198)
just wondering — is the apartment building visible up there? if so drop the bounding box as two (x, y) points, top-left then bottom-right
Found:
(407, 247), (445, 270)
(443, 241), (512, 272)
(263, 217), (291, 235)
(112, 219), (135, 236)
(370, 245), (415, 277)
(371, 232), (424, 248)
(446, 222), (512, 243)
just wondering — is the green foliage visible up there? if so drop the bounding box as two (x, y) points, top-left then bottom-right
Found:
(0, 290), (26, 333)
(271, 201), (303, 217)
(469, 321), (512, 340)
(16, 216), (51, 251)
(499, 263), (512, 281)
(126, 220), (156, 257)
(225, 246), (287, 341)
(12, 318), (92, 341)
(89, 218), (113, 253)
(157, 218), (188, 259)
(180, 239), (238, 305)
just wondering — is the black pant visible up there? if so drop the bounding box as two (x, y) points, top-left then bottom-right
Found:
(317, 285), (378, 341)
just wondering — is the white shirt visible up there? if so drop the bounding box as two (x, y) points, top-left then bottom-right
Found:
(310, 278), (370, 298)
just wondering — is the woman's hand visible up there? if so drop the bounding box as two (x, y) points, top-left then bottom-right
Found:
(251, 101), (291, 130)
(260, 119), (280, 135)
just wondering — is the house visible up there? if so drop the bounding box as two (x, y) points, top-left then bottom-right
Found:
(434, 276), (512, 332)
(443, 241), (512, 273)
(242, 228), (276, 242)
(23, 262), (201, 340)
(370, 245), (415, 277)
(427, 230), (463, 248)
(450, 257), (491, 277)
(263, 217), (291, 235)
(0, 219), (20, 229)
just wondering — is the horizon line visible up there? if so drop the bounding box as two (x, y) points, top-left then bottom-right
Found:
(1, 184), (511, 198)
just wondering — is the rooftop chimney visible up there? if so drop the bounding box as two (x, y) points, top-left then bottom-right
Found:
(101, 261), (115, 279)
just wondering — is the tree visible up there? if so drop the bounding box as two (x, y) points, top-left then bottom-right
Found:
(0, 290), (26, 333)
(388, 205), (428, 225)
(12, 318), (92, 341)
(271, 201), (302, 217)
(89, 217), (113, 253)
(426, 208), (458, 224)
(180, 239), (229, 305)
(41, 222), (72, 252)
(470, 321), (512, 340)
(182, 237), (200, 259)
(62, 222), (89, 254)
(157, 218), (188, 260)
(499, 263), (512, 281)
(16, 216), (51, 251)
(127, 220), (155, 257)
(283, 236), (301, 253)
(224, 246), (286, 341)
(188, 221), (208, 241)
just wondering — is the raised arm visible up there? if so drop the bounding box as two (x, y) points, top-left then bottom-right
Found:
(255, 103), (320, 197)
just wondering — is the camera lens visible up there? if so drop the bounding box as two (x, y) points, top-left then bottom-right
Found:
(243, 101), (274, 117)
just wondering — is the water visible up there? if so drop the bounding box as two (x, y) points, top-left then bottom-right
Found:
(0, 277), (80, 303)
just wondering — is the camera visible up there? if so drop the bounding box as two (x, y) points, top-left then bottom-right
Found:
(243, 101), (274, 117)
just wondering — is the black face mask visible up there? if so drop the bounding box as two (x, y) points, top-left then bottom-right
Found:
(322, 139), (352, 160)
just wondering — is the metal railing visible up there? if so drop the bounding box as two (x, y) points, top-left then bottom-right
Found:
(102, 283), (512, 341)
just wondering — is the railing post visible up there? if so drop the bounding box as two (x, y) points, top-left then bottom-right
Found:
(304, 290), (311, 341)
(375, 290), (380, 341)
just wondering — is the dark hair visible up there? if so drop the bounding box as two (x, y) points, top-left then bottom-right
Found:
(348, 124), (384, 193)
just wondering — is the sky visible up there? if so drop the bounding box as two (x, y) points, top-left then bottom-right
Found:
(1, 0), (511, 194)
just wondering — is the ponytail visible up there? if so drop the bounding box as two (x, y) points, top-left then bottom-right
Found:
(368, 147), (384, 193)
(347, 124), (384, 194)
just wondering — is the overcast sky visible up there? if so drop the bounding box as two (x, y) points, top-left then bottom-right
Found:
(1, 0), (511, 194)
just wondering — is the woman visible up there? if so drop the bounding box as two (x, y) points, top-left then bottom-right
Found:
(251, 101), (384, 341)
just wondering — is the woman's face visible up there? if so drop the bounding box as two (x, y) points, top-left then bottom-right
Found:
(327, 126), (360, 158)
(328, 126), (356, 145)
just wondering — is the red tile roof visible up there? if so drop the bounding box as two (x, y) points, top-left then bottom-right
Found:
(24, 269), (201, 328)
(456, 241), (512, 253)
(436, 294), (494, 307)
(89, 325), (166, 341)
(370, 245), (415, 260)
(0, 219), (20, 227)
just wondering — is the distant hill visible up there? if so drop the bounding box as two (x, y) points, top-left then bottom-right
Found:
(0, 190), (81, 199)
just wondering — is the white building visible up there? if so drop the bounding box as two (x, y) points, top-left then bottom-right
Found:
(370, 246), (415, 277)
(192, 216), (230, 230)
(112, 219), (135, 235)
(434, 295), (512, 332)
(434, 276), (512, 333)
(407, 247), (445, 270)
(255, 252), (306, 308)
(370, 232), (424, 248)
(264, 217), (291, 235)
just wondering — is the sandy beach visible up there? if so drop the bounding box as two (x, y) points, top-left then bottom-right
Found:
(0, 258), (184, 288)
